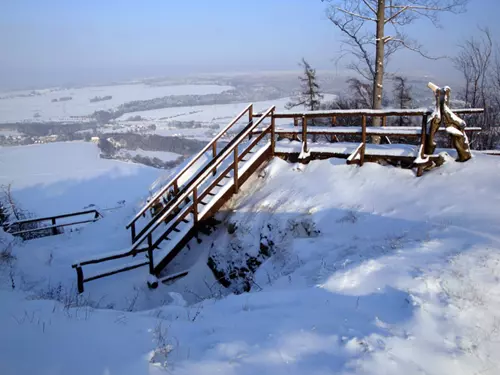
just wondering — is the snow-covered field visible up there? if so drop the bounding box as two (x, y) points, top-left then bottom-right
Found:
(1, 150), (500, 374)
(0, 83), (233, 122)
(113, 94), (337, 140)
(0, 141), (163, 215)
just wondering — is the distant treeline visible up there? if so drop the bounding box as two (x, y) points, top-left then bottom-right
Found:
(98, 132), (205, 155)
(91, 86), (284, 124)
(90, 95), (112, 103)
(1, 121), (98, 137)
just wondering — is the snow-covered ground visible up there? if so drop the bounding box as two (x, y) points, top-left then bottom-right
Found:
(0, 83), (233, 122)
(0, 141), (163, 215)
(1, 149), (500, 374)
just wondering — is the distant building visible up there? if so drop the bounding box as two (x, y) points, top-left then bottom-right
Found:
(91, 136), (100, 144)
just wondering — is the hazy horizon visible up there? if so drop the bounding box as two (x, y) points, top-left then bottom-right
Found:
(2, 0), (499, 90)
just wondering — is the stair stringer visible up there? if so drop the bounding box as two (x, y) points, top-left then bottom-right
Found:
(152, 146), (273, 276)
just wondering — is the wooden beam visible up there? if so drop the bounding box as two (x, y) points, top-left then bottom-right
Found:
(360, 115), (366, 166)
(302, 116), (308, 153)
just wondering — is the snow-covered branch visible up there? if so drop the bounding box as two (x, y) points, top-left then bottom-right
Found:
(335, 6), (376, 22)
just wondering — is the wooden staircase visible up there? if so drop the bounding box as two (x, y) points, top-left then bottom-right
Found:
(72, 103), (483, 293)
(73, 104), (276, 292)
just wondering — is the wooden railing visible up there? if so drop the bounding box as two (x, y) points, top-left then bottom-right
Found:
(126, 103), (254, 241)
(4, 209), (102, 238)
(253, 107), (484, 169)
(73, 106), (275, 292)
(142, 106), (275, 273)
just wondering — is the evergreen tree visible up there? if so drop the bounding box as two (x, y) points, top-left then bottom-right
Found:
(286, 58), (323, 111)
(392, 76), (413, 126)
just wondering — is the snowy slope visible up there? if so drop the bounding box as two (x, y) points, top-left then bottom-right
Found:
(0, 141), (162, 215)
(1, 152), (500, 374)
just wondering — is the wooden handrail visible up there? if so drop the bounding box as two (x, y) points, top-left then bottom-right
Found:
(127, 103), (254, 229)
(5, 209), (101, 227)
(253, 108), (484, 119)
(133, 106), (276, 253)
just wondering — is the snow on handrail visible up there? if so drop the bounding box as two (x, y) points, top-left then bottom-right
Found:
(132, 105), (276, 251)
(253, 107), (484, 118)
(127, 103), (253, 228)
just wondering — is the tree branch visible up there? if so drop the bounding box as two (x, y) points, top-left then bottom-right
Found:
(335, 7), (376, 22)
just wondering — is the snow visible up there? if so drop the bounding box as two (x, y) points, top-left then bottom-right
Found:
(0, 83), (234, 122)
(0, 141), (162, 215)
(2, 148), (500, 374)
(275, 139), (419, 157)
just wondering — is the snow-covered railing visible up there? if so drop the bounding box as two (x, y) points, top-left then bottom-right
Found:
(73, 106), (276, 292)
(253, 108), (484, 119)
(4, 209), (102, 239)
(126, 103), (255, 242)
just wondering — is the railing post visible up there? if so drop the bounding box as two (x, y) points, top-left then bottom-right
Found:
(193, 186), (198, 224)
(173, 180), (179, 195)
(417, 114), (428, 177)
(302, 116), (308, 153)
(131, 222), (136, 242)
(76, 266), (84, 294)
(271, 112), (276, 156)
(382, 116), (387, 127)
(147, 234), (154, 275)
(360, 115), (366, 166)
(248, 104), (253, 140)
(51, 218), (57, 236)
(212, 141), (217, 176)
(234, 147), (239, 193)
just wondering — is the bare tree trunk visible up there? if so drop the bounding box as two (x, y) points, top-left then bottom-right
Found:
(371, 0), (385, 142)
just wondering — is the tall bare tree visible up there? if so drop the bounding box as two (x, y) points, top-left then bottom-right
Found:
(286, 58), (324, 111)
(453, 28), (500, 150)
(323, 0), (468, 121)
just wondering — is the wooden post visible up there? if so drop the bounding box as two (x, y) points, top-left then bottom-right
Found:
(234, 147), (239, 192)
(212, 142), (217, 176)
(248, 105), (253, 140)
(76, 266), (84, 294)
(131, 222), (136, 243)
(271, 112), (276, 156)
(331, 116), (337, 143)
(294, 117), (298, 127)
(147, 234), (154, 275)
(302, 116), (308, 153)
(417, 114), (428, 177)
(193, 186), (198, 223)
(173, 180), (179, 195)
(382, 116), (387, 127)
(51, 218), (57, 235)
(332, 116), (337, 126)
(360, 115), (366, 166)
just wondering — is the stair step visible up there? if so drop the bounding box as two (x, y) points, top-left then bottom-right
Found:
(207, 192), (216, 196)
(173, 228), (180, 233)
(182, 219), (189, 223)
(199, 201), (208, 205)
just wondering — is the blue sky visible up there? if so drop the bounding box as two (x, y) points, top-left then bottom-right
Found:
(1, 0), (498, 89)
